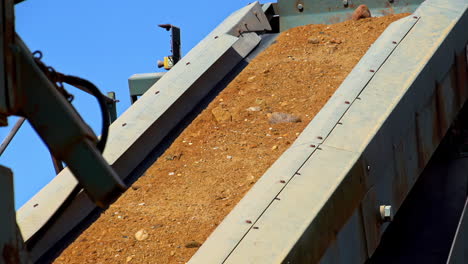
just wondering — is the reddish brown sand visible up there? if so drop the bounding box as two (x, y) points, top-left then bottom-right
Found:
(55, 14), (408, 264)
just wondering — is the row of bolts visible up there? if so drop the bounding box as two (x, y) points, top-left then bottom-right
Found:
(297, 0), (395, 11)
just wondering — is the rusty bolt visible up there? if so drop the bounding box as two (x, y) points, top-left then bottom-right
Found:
(297, 4), (304, 12)
(345, 101), (351, 104)
(186, 62), (191, 65)
(214, 36), (219, 39)
(245, 220), (252, 224)
(392, 41), (397, 44)
(310, 144), (316, 148)
(280, 180), (286, 184)
(380, 205), (393, 222)
(413, 16), (418, 19)
(370, 69), (375, 73)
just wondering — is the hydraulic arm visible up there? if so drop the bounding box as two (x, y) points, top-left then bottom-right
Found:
(0, 0), (126, 207)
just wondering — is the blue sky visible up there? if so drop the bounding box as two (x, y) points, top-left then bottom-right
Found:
(1, 0), (254, 209)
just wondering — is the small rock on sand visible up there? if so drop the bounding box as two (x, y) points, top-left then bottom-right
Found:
(246, 106), (262, 112)
(247, 76), (256, 82)
(352, 5), (371, 21)
(269, 112), (301, 124)
(255, 98), (266, 105)
(185, 241), (202, 248)
(308, 37), (320, 44)
(212, 106), (232, 122)
(135, 229), (149, 241)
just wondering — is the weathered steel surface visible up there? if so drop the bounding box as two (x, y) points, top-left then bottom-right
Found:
(368, 141), (468, 263)
(318, 210), (368, 264)
(447, 198), (468, 264)
(226, 146), (367, 264)
(278, 0), (423, 31)
(190, 0), (468, 263)
(16, 2), (272, 262)
(189, 12), (417, 264)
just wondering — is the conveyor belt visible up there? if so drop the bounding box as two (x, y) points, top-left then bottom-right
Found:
(13, 0), (468, 263)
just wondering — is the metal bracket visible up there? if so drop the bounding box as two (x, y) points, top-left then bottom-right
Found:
(106, 92), (118, 123)
(157, 24), (181, 70)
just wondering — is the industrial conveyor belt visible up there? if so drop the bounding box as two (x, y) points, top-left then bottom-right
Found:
(14, 0), (468, 263)
(55, 13), (410, 264)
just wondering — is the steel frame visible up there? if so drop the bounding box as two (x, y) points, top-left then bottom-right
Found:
(190, 0), (468, 263)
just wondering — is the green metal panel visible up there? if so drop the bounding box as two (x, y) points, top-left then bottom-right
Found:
(278, 0), (423, 31)
(128, 72), (165, 103)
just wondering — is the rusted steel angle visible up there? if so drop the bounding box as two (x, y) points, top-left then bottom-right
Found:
(15, 2), (271, 262)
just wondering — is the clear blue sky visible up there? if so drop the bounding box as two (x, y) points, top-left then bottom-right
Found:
(1, 0), (254, 209)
